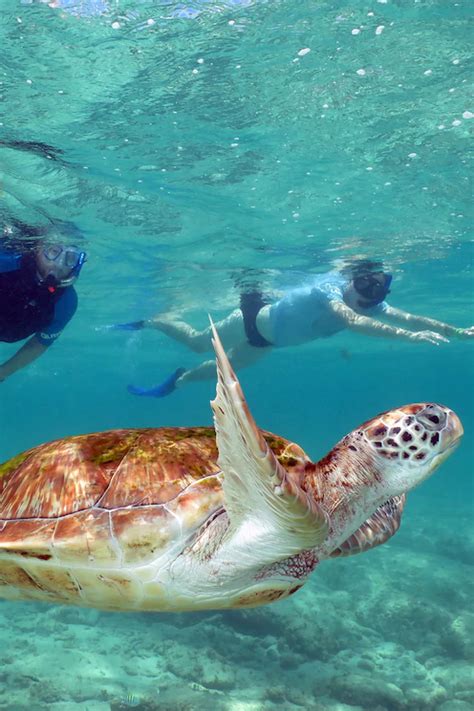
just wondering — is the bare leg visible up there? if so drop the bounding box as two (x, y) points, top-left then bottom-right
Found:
(148, 309), (246, 354)
(127, 311), (273, 398)
(177, 341), (270, 385)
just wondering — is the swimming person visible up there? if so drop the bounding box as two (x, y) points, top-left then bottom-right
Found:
(113, 263), (473, 398)
(0, 221), (86, 382)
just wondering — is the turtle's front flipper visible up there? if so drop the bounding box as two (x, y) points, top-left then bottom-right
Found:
(330, 494), (406, 558)
(209, 319), (328, 562)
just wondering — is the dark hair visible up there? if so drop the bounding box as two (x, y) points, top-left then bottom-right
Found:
(1, 219), (48, 253)
(2, 218), (83, 254)
(345, 259), (386, 279)
(0, 140), (65, 163)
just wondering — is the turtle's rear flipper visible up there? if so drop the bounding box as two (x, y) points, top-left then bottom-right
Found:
(330, 494), (406, 558)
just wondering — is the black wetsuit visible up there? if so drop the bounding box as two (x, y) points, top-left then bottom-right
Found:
(0, 252), (76, 343)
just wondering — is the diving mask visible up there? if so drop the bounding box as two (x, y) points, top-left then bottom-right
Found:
(36, 244), (87, 289)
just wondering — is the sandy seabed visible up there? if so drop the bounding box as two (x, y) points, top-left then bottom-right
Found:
(0, 510), (472, 711)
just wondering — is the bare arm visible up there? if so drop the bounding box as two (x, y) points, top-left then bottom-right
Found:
(0, 336), (49, 381)
(329, 301), (448, 345)
(381, 304), (473, 339)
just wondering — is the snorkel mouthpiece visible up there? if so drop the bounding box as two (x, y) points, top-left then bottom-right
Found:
(43, 274), (58, 294)
(40, 273), (59, 293)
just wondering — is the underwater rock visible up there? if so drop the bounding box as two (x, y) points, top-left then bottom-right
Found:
(199, 659), (236, 691)
(47, 606), (101, 626)
(404, 682), (448, 708)
(263, 683), (315, 707)
(221, 608), (284, 638)
(355, 586), (451, 651)
(161, 639), (235, 691)
(329, 673), (406, 709)
(440, 612), (474, 659)
(435, 528), (474, 567)
(53, 704), (110, 711)
(437, 702), (473, 711)
(432, 662), (474, 703)
(309, 703), (365, 711)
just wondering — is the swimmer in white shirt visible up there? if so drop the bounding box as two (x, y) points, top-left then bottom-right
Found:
(112, 264), (474, 397)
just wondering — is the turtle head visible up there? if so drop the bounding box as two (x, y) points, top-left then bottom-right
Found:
(307, 403), (462, 556)
(361, 403), (463, 495)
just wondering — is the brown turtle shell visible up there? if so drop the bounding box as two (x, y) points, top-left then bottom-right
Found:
(0, 427), (308, 608)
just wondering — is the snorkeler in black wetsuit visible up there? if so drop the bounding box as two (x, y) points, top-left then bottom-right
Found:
(0, 220), (86, 382)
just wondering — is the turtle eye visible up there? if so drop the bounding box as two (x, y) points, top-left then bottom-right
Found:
(416, 405), (447, 432)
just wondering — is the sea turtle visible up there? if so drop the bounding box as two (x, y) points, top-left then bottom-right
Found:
(0, 324), (463, 612)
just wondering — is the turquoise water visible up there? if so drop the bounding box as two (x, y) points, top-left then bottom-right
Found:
(1, 1), (473, 709)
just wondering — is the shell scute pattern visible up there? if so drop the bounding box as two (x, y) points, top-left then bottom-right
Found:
(0, 439), (113, 519)
(0, 428), (222, 521)
(25, 565), (82, 601)
(52, 509), (118, 565)
(0, 559), (48, 598)
(111, 506), (179, 565)
(0, 428), (304, 575)
(89, 431), (142, 465)
(0, 451), (31, 480)
(0, 518), (56, 560)
(97, 428), (221, 509)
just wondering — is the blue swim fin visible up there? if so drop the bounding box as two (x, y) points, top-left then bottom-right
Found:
(127, 368), (186, 398)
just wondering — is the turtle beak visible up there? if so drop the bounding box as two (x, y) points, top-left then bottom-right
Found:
(444, 409), (464, 445)
(433, 409), (463, 466)
(417, 407), (463, 477)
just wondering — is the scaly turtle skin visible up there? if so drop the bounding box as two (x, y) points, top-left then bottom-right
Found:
(0, 324), (463, 612)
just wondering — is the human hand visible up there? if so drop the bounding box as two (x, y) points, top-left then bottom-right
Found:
(410, 330), (449, 346)
(454, 326), (474, 339)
